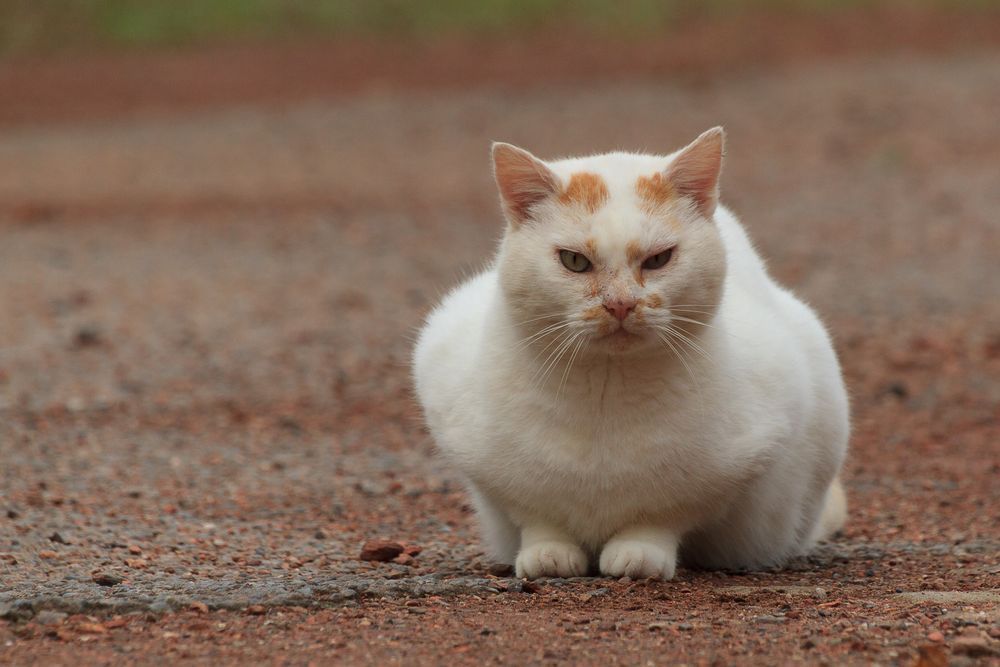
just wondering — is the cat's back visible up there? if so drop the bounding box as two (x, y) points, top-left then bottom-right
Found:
(714, 205), (845, 406)
(412, 269), (497, 420)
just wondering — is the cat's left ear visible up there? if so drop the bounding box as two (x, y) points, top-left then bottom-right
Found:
(492, 142), (561, 225)
(665, 127), (726, 219)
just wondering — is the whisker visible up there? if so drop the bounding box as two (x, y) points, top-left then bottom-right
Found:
(655, 330), (700, 393)
(514, 312), (568, 327)
(513, 320), (574, 351)
(669, 315), (717, 330)
(556, 333), (587, 400)
(659, 324), (712, 363)
(533, 329), (580, 390)
(529, 329), (576, 387)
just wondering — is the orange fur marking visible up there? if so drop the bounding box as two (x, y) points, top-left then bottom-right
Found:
(625, 240), (643, 263)
(635, 172), (674, 212)
(626, 240), (646, 286)
(646, 293), (663, 309)
(581, 305), (605, 321)
(559, 173), (609, 213)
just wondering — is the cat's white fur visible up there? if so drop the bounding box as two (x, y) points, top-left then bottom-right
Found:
(413, 128), (849, 579)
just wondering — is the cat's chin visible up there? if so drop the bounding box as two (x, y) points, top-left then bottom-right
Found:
(596, 327), (647, 353)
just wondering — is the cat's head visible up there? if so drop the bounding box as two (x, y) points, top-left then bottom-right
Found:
(493, 128), (728, 357)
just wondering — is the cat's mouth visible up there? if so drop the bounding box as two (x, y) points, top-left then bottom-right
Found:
(599, 325), (642, 346)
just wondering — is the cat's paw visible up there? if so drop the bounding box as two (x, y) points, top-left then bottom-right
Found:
(515, 541), (588, 579)
(599, 538), (676, 580)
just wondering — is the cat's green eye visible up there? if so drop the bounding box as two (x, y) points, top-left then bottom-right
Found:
(559, 249), (592, 273)
(642, 248), (674, 271)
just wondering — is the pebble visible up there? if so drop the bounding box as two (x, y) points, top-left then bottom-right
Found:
(359, 540), (405, 562)
(487, 563), (513, 577)
(928, 630), (945, 642)
(92, 572), (123, 586)
(38, 550), (58, 559)
(755, 615), (787, 624)
(246, 605), (266, 616)
(34, 611), (68, 626)
(951, 637), (999, 657)
(76, 622), (107, 634)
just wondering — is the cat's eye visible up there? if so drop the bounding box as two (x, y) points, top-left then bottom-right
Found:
(559, 249), (592, 273)
(642, 248), (674, 271)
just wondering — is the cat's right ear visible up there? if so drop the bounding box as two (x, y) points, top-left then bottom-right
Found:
(492, 142), (561, 225)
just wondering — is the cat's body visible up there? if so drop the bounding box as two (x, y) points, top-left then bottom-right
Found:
(413, 129), (848, 579)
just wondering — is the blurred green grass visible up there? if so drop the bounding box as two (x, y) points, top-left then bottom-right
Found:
(1, 0), (994, 56)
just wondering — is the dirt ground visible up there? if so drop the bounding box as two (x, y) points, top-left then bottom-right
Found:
(1, 8), (999, 666)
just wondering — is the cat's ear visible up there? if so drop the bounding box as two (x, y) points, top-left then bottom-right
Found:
(492, 142), (561, 225)
(665, 127), (726, 219)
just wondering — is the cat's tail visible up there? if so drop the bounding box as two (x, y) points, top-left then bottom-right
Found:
(816, 476), (847, 540)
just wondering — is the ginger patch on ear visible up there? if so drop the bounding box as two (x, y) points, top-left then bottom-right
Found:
(636, 173), (675, 212)
(559, 173), (609, 213)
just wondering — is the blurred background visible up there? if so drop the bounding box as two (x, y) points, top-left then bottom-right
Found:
(1, 4), (999, 658)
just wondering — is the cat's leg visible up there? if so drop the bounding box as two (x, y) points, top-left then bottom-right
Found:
(468, 486), (519, 565)
(811, 476), (847, 542)
(599, 526), (679, 580)
(515, 524), (589, 579)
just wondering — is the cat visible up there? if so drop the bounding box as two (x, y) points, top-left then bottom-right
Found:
(412, 127), (849, 579)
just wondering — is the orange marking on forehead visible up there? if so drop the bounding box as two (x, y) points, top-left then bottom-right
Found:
(559, 172), (609, 213)
(635, 172), (674, 212)
(626, 240), (643, 263)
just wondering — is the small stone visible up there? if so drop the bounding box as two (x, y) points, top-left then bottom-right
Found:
(647, 622), (668, 631)
(359, 539), (404, 562)
(48, 532), (68, 544)
(951, 637), (999, 657)
(190, 601), (209, 614)
(5, 509), (18, 519)
(93, 572), (123, 586)
(393, 553), (414, 566)
(487, 563), (513, 577)
(314, 529), (328, 540)
(73, 326), (103, 348)
(76, 622), (107, 634)
(581, 587), (610, 601)
(508, 580), (540, 594)
(916, 644), (948, 667)
(128, 545), (142, 555)
(927, 630), (945, 642)
(755, 615), (787, 624)
(247, 605), (266, 616)
(38, 550), (58, 559)
(403, 545), (422, 557)
(35, 611), (68, 626)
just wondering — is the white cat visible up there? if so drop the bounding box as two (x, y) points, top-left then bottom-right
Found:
(413, 128), (849, 580)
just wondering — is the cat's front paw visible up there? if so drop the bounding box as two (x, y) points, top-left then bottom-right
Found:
(599, 537), (677, 580)
(515, 541), (588, 579)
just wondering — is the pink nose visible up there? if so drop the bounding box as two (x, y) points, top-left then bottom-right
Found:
(603, 298), (637, 321)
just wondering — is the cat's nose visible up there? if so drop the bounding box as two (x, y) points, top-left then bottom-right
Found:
(603, 297), (637, 321)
